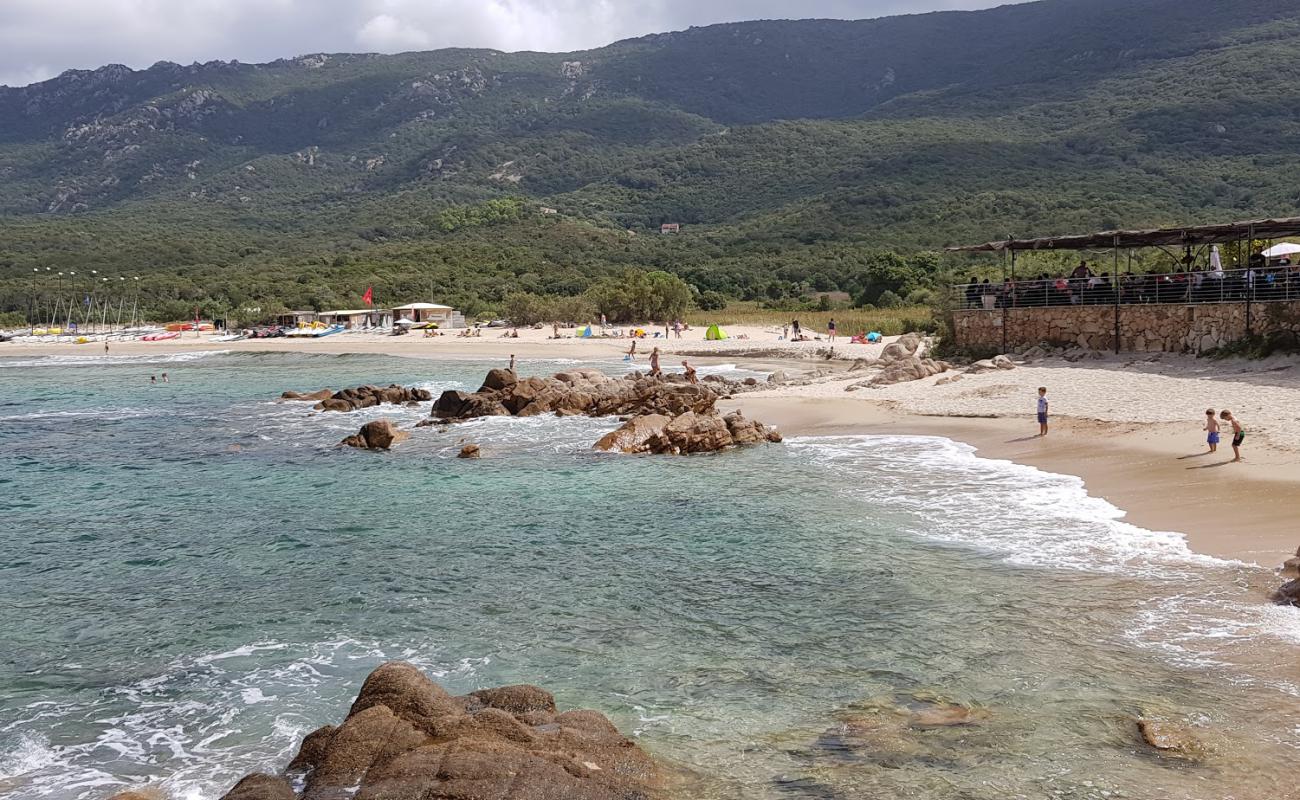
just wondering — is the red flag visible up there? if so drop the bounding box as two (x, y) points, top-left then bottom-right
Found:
(362, 286), (374, 306)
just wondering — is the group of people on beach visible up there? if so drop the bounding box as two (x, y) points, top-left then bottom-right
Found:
(1036, 386), (1246, 462)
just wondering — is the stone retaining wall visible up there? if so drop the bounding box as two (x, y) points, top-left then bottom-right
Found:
(953, 300), (1300, 353)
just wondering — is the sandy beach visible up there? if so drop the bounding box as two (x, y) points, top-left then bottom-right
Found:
(6, 326), (1299, 569)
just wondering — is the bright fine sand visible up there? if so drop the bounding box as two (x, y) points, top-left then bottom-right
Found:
(8, 326), (1300, 568)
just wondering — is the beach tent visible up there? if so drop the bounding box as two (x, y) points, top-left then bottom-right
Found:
(705, 325), (728, 341)
(581, 325), (594, 338)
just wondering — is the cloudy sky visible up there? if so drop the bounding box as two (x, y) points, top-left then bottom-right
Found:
(0, 0), (1014, 87)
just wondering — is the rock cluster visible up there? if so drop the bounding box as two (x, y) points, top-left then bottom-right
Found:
(594, 410), (782, 455)
(1273, 577), (1300, 607)
(433, 368), (718, 421)
(965, 354), (1017, 375)
(431, 368), (781, 456)
(339, 419), (409, 450)
(282, 385), (433, 412)
(1279, 546), (1300, 580)
(842, 333), (954, 389)
(108, 662), (662, 800)
(1136, 717), (1205, 760)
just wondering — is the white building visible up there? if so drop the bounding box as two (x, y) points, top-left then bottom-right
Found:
(391, 302), (459, 327)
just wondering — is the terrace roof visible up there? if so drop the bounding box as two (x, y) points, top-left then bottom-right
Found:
(948, 216), (1300, 252)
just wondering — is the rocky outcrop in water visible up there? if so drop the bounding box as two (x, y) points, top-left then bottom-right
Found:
(282, 385), (433, 412)
(1273, 577), (1300, 607)
(1136, 717), (1205, 760)
(594, 410), (781, 455)
(433, 368), (781, 456)
(206, 662), (662, 800)
(433, 369), (718, 421)
(1279, 546), (1300, 580)
(340, 419), (409, 450)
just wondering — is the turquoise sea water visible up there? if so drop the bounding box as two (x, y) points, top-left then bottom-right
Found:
(0, 351), (1297, 800)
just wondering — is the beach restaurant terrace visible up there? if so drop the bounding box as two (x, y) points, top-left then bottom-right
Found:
(948, 215), (1300, 309)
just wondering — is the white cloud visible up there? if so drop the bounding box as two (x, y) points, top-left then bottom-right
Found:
(0, 0), (1011, 87)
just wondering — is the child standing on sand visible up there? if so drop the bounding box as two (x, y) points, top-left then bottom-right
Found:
(1036, 387), (1049, 436)
(1204, 408), (1220, 453)
(1220, 410), (1245, 462)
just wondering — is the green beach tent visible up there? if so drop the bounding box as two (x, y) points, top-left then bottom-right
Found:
(705, 325), (728, 341)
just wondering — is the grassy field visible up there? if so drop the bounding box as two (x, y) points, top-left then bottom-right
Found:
(683, 303), (933, 336)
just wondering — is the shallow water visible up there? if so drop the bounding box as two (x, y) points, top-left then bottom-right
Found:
(0, 351), (1296, 800)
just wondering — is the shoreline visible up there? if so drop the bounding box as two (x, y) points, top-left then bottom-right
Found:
(6, 333), (1299, 572)
(720, 396), (1300, 570)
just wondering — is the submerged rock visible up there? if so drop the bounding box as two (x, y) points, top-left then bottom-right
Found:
(208, 661), (662, 800)
(280, 389), (333, 402)
(1136, 717), (1205, 760)
(339, 419), (410, 450)
(457, 443), (481, 459)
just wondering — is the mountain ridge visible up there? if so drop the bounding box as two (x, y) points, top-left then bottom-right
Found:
(2, 0), (1300, 318)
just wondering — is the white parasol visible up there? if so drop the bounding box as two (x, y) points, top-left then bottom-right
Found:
(396, 318), (415, 326)
(1262, 242), (1300, 258)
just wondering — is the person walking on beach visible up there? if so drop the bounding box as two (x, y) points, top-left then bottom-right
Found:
(1220, 410), (1245, 461)
(1036, 387), (1049, 436)
(104, 341), (109, 354)
(626, 340), (637, 361)
(648, 347), (662, 377)
(1204, 408), (1220, 453)
(673, 320), (682, 339)
(682, 360), (698, 384)
(827, 318), (837, 343)
(508, 354), (516, 373)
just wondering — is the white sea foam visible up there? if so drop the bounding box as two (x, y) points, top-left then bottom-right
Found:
(0, 638), (489, 800)
(790, 434), (1239, 577)
(0, 407), (158, 423)
(0, 351), (231, 369)
(793, 434), (1300, 675)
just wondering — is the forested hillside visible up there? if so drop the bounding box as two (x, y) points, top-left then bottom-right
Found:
(2, 0), (1300, 320)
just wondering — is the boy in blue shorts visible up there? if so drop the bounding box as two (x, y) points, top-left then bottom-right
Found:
(1036, 387), (1049, 436)
(1203, 408), (1220, 453)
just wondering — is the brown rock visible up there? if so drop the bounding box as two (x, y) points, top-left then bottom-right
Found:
(281, 389), (333, 402)
(316, 398), (354, 413)
(480, 368), (518, 392)
(661, 411), (733, 454)
(593, 414), (672, 453)
(340, 419), (410, 450)
(1273, 577), (1300, 607)
(1137, 718), (1204, 759)
(458, 444), (481, 459)
(106, 792), (161, 800)
(470, 685), (558, 715)
(217, 774), (295, 800)
(433, 390), (510, 420)
(218, 662), (662, 800)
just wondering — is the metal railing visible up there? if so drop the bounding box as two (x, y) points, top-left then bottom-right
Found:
(953, 266), (1300, 309)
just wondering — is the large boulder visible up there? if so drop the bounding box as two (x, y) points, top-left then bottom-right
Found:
(593, 414), (672, 453)
(480, 368), (518, 392)
(340, 419), (410, 450)
(660, 411), (734, 454)
(867, 356), (948, 387)
(1280, 546), (1300, 579)
(724, 410), (783, 445)
(211, 661), (662, 800)
(433, 390), (510, 420)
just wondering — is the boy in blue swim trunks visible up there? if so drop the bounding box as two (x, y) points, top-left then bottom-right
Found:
(1036, 387), (1049, 436)
(1204, 408), (1220, 453)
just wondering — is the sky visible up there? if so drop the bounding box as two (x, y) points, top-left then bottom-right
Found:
(0, 0), (1015, 88)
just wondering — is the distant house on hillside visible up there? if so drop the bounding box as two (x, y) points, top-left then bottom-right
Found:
(660, 223), (681, 234)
